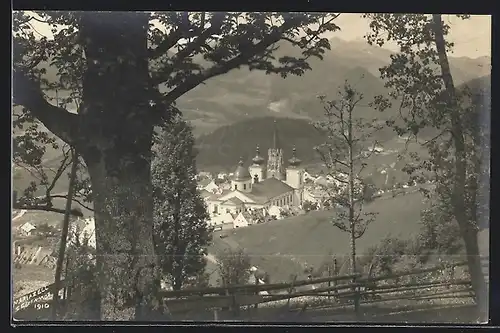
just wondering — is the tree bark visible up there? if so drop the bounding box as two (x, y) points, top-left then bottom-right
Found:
(347, 98), (360, 316)
(85, 145), (161, 320)
(432, 14), (487, 321)
(76, 13), (164, 320)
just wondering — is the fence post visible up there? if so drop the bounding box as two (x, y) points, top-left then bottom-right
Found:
(213, 308), (219, 321)
(230, 288), (239, 318)
(254, 275), (259, 310)
(352, 275), (361, 319)
(287, 275), (297, 309)
(327, 265), (331, 300)
(333, 257), (338, 296)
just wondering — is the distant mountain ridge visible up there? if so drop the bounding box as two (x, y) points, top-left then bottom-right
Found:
(33, 37), (490, 137)
(195, 74), (491, 171)
(179, 37), (490, 135)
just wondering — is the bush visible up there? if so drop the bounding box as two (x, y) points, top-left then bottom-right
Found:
(302, 200), (318, 212)
(361, 209), (465, 286)
(418, 202), (464, 255)
(60, 234), (99, 320)
(362, 183), (378, 202)
(215, 248), (251, 287)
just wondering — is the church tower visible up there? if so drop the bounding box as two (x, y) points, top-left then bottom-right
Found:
(286, 146), (304, 189)
(286, 146), (304, 206)
(232, 157), (252, 193)
(249, 145), (266, 183)
(267, 120), (285, 180)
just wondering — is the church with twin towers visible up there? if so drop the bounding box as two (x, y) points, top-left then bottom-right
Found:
(204, 120), (306, 219)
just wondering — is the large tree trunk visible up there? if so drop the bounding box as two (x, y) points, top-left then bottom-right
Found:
(432, 14), (487, 321)
(77, 13), (164, 320)
(85, 147), (162, 320)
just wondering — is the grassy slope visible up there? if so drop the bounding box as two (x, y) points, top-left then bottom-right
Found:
(209, 191), (427, 283)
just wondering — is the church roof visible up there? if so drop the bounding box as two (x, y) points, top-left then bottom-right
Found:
(247, 178), (294, 204)
(233, 157), (252, 181)
(207, 190), (232, 201)
(288, 146), (302, 167)
(252, 145), (265, 165)
(206, 178), (294, 204)
(223, 197), (244, 206)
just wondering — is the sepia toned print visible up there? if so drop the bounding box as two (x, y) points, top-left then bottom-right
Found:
(12, 11), (490, 323)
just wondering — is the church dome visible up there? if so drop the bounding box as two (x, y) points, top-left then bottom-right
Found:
(233, 157), (252, 180)
(288, 147), (302, 167)
(252, 145), (265, 165)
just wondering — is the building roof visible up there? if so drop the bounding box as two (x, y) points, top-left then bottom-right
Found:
(233, 158), (252, 181)
(199, 189), (212, 198)
(288, 146), (302, 167)
(247, 178), (294, 204)
(222, 197), (244, 206)
(198, 178), (212, 187)
(314, 176), (329, 186)
(207, 189), (232, 201)
(251, 145), (265, 166)
(241, 211), (253, 219)
(213, 178), (226, 185)
(21, 222), (36, 232)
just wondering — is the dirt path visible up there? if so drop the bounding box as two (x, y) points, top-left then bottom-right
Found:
(13, 210), (27, 221)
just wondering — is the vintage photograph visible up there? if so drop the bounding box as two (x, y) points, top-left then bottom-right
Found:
(12, 11), (490, 323)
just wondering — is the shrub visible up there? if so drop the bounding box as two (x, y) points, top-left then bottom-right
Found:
(215, 248), (251, 287)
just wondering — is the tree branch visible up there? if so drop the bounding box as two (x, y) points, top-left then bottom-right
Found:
(12, 69), (80, 146)
(50, 195), (94, 212)
(149, 29), (184, 59)
(160, 21), (296, 104)
(152, 13), (226, 82)
(13, 203), (84, 217)
(44, 150), (72, 203)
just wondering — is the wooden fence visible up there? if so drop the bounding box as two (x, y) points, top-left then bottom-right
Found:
(13, 260), (475, 321)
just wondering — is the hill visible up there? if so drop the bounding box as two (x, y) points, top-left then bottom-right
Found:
(209, 190), (428, 283)
(194, 114), (425, 172)
(195, 117), (327, 171)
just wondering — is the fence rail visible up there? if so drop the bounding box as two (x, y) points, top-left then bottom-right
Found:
(13, 260), (475, 320)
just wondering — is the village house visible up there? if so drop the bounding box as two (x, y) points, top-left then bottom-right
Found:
(196, 178), (212, 191)
(233, 211), (253, 228)
(204, 179), (220, 193)
(217, 172), (227, 180)
(302, 186), (330, 209)
(208, 212), (236, 231)
(302, 171), (315, 183)
(19, 222), (36, 236)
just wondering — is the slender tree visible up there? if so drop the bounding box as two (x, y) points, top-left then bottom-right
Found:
(314, 82), (379, 280)
(365, 13), (489, 320)
(12, 11), (341, 319)
(152, 115), (211, 291)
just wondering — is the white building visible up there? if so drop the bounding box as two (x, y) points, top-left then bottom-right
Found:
(203, 122), (306, 229)
(69, 217), (96, 249)
(20, 222), (36, 236)
(204, 180), (220, 193)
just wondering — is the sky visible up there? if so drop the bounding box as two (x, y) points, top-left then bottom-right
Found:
(23, 12), (491, 59)
(331, 14), (491, 58)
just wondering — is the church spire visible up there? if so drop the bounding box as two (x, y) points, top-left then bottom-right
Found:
(252, 145), (265, 165)
(267, 119), (284, 180)
(288, 146), (302, 167)
(272, 119), (279, 149)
